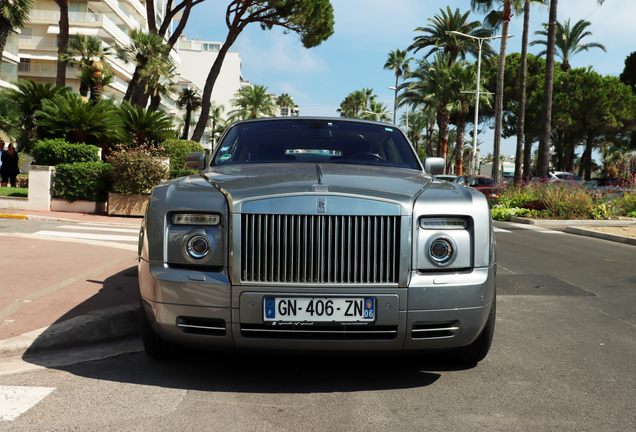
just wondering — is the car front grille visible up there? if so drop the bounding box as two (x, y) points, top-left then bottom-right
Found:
(241, 214), (400, 284)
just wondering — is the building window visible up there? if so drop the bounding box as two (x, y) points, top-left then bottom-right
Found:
(19, 58), (30, 72)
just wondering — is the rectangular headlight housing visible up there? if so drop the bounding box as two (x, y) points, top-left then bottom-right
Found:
(172, 213), (220, 226)
(420, 217), (467, 230)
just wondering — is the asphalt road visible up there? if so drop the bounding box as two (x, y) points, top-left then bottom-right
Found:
(0, 220), (634, 431)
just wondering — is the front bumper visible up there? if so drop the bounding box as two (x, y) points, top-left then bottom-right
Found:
(139, 260), (495, 353)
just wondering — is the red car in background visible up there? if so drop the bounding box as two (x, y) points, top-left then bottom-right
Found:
(453, 175), (500, 198)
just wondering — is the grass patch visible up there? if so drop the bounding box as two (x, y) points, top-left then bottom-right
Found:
(0, 187), (28, 198)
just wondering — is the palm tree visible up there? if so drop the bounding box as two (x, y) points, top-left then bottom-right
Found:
(35, 94), (121, 144)
(530, 18), (606, 72)
(118, 101), (176, 146)
(362, 99), (392, 122)
(0, 0), (33, 63)
(384, 49), (413, 124)
(4, 80), (70, 152)
(400, 54), (460, 173)
(208, 101), (225, 147)
(408, 6), (495, 66)
(60, 35), (114, 97)
(276, 93), (295, 117)
(470, 0), (520, 182)
(117, 29), (169, 105)
(143, 62), (178, 112)
(536, 0), (605, 176)
(401, 109), (429, 156)
(176, 88), (203, 140)
(228, 84), (277, 121)
(0, 95), (22, 142)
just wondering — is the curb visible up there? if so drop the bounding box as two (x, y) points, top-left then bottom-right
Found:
(0, 212), (141, 227)
(0, 303), (140, 358)
(565, 227), (636, 246)
(509, 216), (636, 226)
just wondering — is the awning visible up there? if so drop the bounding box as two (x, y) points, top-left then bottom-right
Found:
(47, 26), (100, 36)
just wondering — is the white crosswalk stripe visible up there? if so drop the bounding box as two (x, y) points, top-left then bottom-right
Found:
(0, 386), (56, 421)
(27, 223), (141, 249)
(34, 230), (138, 242)
(494, 227), (511, 233)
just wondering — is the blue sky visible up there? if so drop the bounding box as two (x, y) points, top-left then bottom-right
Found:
(183, 0), (635, 159)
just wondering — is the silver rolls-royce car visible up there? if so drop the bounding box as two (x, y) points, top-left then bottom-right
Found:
(138, 117), (496, 364)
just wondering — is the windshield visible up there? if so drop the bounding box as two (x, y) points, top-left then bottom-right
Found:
(211, 119), (421, 170)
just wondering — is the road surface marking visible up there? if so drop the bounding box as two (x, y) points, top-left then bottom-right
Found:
(0, 386), (55, 421)
(494, 227), (511, 233)
(57, 224), (139, 234)
(33, 230), (138, 242)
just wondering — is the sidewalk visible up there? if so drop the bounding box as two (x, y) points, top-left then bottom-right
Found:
(0, 209), (635, 359)
(0, 209), (143, 358)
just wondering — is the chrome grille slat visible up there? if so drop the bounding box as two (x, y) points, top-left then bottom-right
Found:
(241, 214), (400, 284)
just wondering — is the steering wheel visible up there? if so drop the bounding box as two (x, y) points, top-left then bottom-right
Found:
(350, 152), (382, 161)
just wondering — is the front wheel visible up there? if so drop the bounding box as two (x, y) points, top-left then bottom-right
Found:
(447, 296), (496, 365)
(140, 299), (185, 360)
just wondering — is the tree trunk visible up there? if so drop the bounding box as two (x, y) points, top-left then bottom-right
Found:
(491, 2), (512, 184)
(124, 65), (143, 103)
(536, 0), (558, 176)
(437, 109), (450, 174)
(191, 38), (238, 142)
(523, 133), (533, 177)
(182, 108), (192, 140)
(55, 0), (69, 86)
(149, 93), (162, 111)
(514, 0), (530, 184)
(583, 135), (595, 180)
(0, 19), (10, 64)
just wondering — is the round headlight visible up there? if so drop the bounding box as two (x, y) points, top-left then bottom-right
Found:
(429, 237), (456, 266)
(185, 234), (211, 260)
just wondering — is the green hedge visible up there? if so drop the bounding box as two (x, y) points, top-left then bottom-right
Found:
(32, 138), (101, 166)
(52, 162), (111, 202)
(160, 139), (205, 179)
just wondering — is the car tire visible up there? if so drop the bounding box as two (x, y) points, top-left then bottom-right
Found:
(140, 299), (185, 360)
(447, 295), (496, 365)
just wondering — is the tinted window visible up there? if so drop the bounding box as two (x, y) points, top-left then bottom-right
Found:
(212, 119), (421, 170)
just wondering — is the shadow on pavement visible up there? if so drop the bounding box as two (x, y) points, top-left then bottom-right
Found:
(49, 350), (450, 393)
(22, 265), (140, 355)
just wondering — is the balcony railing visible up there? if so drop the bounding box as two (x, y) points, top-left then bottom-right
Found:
(28, 10), (131, 45)
(3, 42), (19, 56)
(19, 36), (59, 49)
(0, 70), (18, 83)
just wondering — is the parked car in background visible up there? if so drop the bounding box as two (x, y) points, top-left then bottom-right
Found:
(585, 177), (635, 195)
(138, 117), (497, 365)
(548, 171), (585, 185)
(453, 175), (500, 199)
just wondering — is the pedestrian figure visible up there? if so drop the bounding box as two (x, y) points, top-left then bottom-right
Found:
(0, 140), (4, 185)
(0, 144), (19, 187)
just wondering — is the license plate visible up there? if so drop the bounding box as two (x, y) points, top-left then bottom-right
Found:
(263, 297), (375, 324)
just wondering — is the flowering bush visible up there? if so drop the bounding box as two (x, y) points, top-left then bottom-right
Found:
(107, 144), (169, 195)
(494, 178), (636, 221)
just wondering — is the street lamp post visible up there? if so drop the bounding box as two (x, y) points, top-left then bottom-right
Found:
(447, 31), (511, 175)
(388, 86), (407, 130)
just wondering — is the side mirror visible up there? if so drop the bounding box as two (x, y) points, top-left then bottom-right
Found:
(423, 157), (445, 175)
(185, 152), (206, 171)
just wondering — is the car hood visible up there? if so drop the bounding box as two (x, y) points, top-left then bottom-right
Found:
(203, 163), (433, 211)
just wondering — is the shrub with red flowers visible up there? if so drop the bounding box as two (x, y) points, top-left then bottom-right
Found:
(106, 144), (169, 195)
